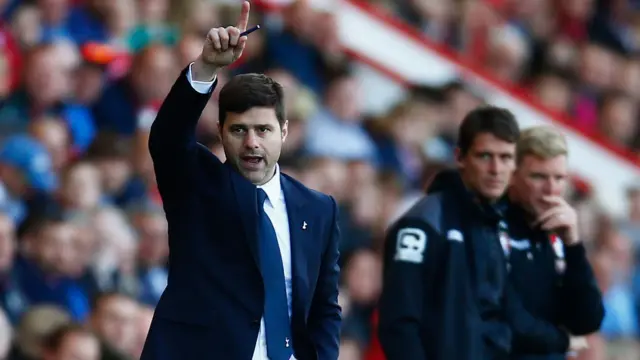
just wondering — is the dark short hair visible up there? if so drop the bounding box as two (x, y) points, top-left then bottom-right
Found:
(218, 73), (285, 128)
(457, 105), (520, 155)
(20, 205), (67, 238)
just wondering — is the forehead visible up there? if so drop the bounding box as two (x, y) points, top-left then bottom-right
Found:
(100, 295), (138, 312)
(70, 164), (99, 177)
(469, 133), (516, 154)
(65, 332), (97, 347)
(224, 107), (280, 127)
(520, 154), (568, 173)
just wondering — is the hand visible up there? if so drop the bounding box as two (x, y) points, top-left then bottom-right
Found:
(569, 336), (589, 352)
(534, 196), (579, 245)
(193, 1), (250, 80)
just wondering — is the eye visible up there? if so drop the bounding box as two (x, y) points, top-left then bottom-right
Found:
(258, 127), (270, 133)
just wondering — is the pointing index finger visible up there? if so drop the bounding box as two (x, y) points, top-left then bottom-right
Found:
(237, 1), (250, 32)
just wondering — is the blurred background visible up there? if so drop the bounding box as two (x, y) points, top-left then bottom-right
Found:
(0, 0), (639, 359)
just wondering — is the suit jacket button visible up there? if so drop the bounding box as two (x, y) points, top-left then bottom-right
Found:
(252, 319), (260, 324)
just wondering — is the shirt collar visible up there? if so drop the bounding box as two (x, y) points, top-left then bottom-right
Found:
(257, 164), (282, 206)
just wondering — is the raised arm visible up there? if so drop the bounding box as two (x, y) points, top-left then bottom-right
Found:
(148, 1), (252, 196)
(149, 0), (250, 159)
(148, 65), (216, 162)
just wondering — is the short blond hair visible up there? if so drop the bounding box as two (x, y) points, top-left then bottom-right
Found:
(516, 126), (568, 164)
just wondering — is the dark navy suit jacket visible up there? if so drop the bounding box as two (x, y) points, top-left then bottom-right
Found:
(140, 67), (342, 360)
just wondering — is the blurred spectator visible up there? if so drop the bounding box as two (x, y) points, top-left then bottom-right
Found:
(127, 201), (167, 306)
(89, 206), (138, 298)
(28, 117), (72, 173)
(341, 249), (381, 351)
(531, 67), (574, 116)
(42, 323), (101, 360)
(8, 305), (71, 360)
(305, 70), (377, 162)
(18, 211), (90, 321)
(58, 161), (103, 216)
(86, 133), (145, 209)
(598, 91), (638, 148)
(0, 135), (57, 224)
(92, 43), (178, 135)
(0, 43), (95, 152)
(89, 292), (138, 359)
(594, 230), (639, 340)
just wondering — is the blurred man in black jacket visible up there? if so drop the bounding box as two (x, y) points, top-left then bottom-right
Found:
(505, 126), (604, 360)
(378, 106), (520, 360)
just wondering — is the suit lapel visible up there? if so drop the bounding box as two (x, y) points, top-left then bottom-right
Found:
(225, 162), (260, 267)
(281, 176), (310, 310)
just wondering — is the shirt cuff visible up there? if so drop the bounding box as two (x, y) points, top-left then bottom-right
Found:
(187, 62), (216, 94)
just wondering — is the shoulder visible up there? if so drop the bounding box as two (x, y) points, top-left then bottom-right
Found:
(282, 173), (336, 210)
(398, 192), (446, 234)
(383, 193), (446, 264)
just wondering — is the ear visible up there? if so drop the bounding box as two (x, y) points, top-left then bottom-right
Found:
(454, 147), (464, 169)
(217, 121), (223, 139)
(281, 120), (289, 143)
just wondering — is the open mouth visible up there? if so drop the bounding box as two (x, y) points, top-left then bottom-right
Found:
(240, 155), (264, 169)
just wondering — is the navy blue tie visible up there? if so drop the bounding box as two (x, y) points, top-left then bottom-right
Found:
(257, 189), (293, 360)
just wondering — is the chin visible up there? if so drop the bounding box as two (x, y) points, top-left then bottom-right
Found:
(240, 171), (261, 183)
(239, 169), (266, 185)
(482, 188), (506, 201)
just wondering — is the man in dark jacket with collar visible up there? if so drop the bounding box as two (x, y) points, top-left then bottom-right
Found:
(378, 106), (520, 360)
(505, 126), (604, 360)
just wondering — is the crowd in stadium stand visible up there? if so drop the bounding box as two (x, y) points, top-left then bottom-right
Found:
(0, 0), (639, 359)
(370, 0), (640, 155)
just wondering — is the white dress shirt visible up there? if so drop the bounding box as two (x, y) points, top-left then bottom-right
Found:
(186, 64), (296, 360)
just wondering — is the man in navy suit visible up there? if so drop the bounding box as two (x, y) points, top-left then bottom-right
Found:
(139, 2), (342, 359)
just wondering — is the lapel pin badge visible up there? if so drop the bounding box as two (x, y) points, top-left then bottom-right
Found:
(302, 221), (307, 230)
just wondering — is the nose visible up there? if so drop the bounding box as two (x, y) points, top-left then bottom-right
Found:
(543, 178), (562, 196)
(243, 131), (260, 149)
(488, 157), (500, 174)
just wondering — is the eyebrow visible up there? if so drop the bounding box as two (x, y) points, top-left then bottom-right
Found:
(229, 123), (274, 128)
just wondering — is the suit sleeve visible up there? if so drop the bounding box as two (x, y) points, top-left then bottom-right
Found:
(148, 64), (217, 200)
(378, 218), (432, 360)
(505, 281), (570, 354)
(307, 196), (342, 360)
(559, 244), (605, 335)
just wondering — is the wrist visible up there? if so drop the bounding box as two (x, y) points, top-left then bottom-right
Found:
(192, 57), (220, 82)
(557, 228), (580, 245)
